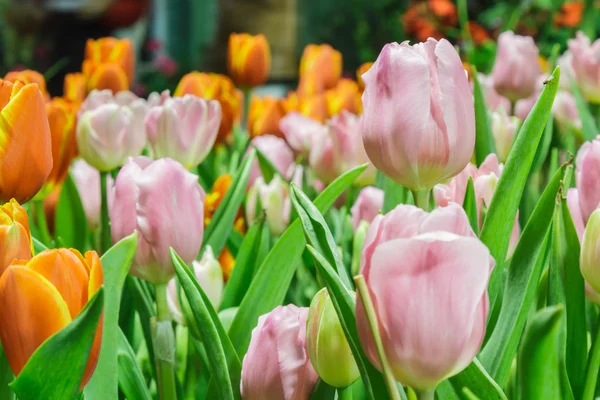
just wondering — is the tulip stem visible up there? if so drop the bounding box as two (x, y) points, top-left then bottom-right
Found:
(153, 283), (177, 400)
(34, 200), (52, 247)
(354, 274), (402, 400)
(583, 313), (600, 400)
(412, 190), (431, 212)
(337, 385), (353, 400)
(100, 171), (112, 254)
(415, 389), (435, 400)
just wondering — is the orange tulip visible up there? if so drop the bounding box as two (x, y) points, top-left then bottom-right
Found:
(299, 44), (342, 92)
(0, 79), (53, 203)
(299, 94), (328, 122)
(326, 79), (362, 117)
(554, 2), (584, 28)
(82, 37), (135, 93)
(175, 72), (242, 144)
(468, 21), (490, 46)
(228, 33), (271, 88)
(356, 62), (373, 91)
(247, 95), (286, 138)
(64, 73), (88, 102)
(298, 71), (325, 97)
(4, 69), (49, 101)
(219, 247), (236, 282)
(0, 199), (32, 277)
(0, 249), (103, 388)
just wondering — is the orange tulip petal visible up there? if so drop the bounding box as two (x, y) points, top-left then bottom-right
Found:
(0, 79), (12, 110)
(88, 64), (129, 92)
(86, 251), (104, 299)
(0, 266), (71, 376)
(0, 223), (32, 277)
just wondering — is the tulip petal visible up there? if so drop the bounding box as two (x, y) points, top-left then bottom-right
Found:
(0, 223), (32, 277)
(88, 64), (129, 93)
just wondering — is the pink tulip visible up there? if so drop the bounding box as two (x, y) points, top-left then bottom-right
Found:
(492, 31), (540, 101)
(557, 51), (576, 91)
(280, 112), (327, 156)
(146, 94), (221, 169)
(576, 137), (600, 223)
(476, 73), (510, 113)
(553, 91), (581, 133)
(361, 39), (475, 191)
(567, 188), (585, 240)
(147, 90), (171, 107)
(350, 186), (384, 230)
(241, 305), (318, 400)
(248, 135), (295, 188)
(70, 159), (114, 231)
(356, 204), (493, 390)
(80, 89), (143, 113)
(513, 76), (545, 120)
(246, 175), (291, 236)
(490, 110), (520, 163)
(110, 157), (205, 283)
(568, 31), (600, 104)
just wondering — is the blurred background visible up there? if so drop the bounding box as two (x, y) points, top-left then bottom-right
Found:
(0, 0), (597, 97)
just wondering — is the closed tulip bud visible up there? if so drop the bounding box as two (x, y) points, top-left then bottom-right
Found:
(492, 31), (540, 101)
(82, 37), (135, 92)
(0, 249), (103, 389)
(0, 79), (53, 203)
(361, 39), (475, 191)
(4, 69), (49, 101)
(246, 175), (291, 236)
(476, 73), (510, 113)
(356, 62), (373, 91)
(0, 199), (32, 277)
(300, 44), (342, 91)
(228, 33), (271, 87)
(491, 109), (520, 163)
(553, 91), (581, 133)
(145, 94), (221, 169)
(326, 79), (362, 117)
(71, 159), (113, 231)
(247, 135), (295, 187)
(64, 72), (87, 102)
(280, 112), (328, 156)
(356, 204), (493, 390)
(241, 305), (318, 400)
(351, 186), (384, 230)
(576, 137), (600, 223)
(581, 209), (600, 293)
(307, 288), (359, 387)
(568, 31), (600, 104)
(110, 157), (205, 283)
(247, 95), (286, 138)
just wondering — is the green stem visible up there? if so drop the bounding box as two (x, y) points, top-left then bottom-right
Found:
(354, 275), (402, 400)
(337, 385), (353, 400)
(154, 283), (177, 400)
(34, 200), (52, 246)
(415, 389), (435, 400)
(411, 190), (431, 212)
(583, 313), (600, 400)
(100, 171), (112, 254)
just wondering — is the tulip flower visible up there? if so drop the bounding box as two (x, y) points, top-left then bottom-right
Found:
(4, 69), (49, 100)
(247, 134), (295, 188)
(110, 157), (205, 283)
(581, 209), (600, 292)
(219, 247), (236, 283)
(82, 37), (135, 92)
(147, 90), (171, 107)
(490, 109), (520, 163)
(298, 94), (328, 122)
(307, 288), (360, 388)
(247, 95), (286, 138)
(227, 33), (271, 87)
(476, 73), (510, 113)
(299, 44), (342, 92)
(241, 305), (318, 399)
(513, 76), (544, 121)
(0, 79), (53, 203)
(70, 159), (114, 231)
(361, 39), (475, 192)
(351, 186), (384, 230)
(326, 78), (362, 117)
(492, 31), (540, 101)
(64, 72), (87, 102)
(0, 249), (103, 388)
(577, 137), (600, 223)
(175, 72), (242, 144)
(355, 204), (493, 391)
(357, 62), (373, 91)
(145, 94), (221, 169)
(557, 51), (576, 90)
(552, 91), (581, 133)
(280, 112), (328, 156)
(246, 175), (291, 236)
(0, 199), (32, 277)
(567, 188), (585, 239)
(568, 31), (600, 103)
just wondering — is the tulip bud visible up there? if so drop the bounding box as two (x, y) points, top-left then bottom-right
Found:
(241, 305), (318, 400)
(64, 72), (87, 102)
(582, 209), (600, 294)
(325, 79), (362, 117)
(4, 69), (49, 100)
(299, 44), (342, 92)
(567, 188), (585, 240)
(476, 73), (510, 113)
(247, 135), (295, 188)
(576, 137), (600, 223)
(227, 33), (271, 87)
(552, 91), (581, 133)
(110, 157), (205, 283)
(492, 31), (540, 101)
(490, 110), (520, 163)
(70, 159), (114, 231)
(246, 175), (291, 236)
(280, 112), (327, 156)
(247, 95), (286, 138)
(568, 32), (600, 104)
(307, 288), (360, 387)
(145, 94), (221, 169)
(350, 186), (384, 230)
(82, 37), (135, 92)
(361, 39), (475, 191)
(0, 199), (32, 277)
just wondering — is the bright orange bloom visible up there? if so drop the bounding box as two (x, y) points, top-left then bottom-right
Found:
(468, 21), (490, 45)
(175, 72), (243, 144)
(299, 44), (342, 92)
(356, 62), (373, 91)
(64, 73), (87, 102)
(299, 94), (328, 122)
(0, 199), (32, 277)
(554, 2), (584, 28)
(298, 72), (325, 97)
(247, 95), (286, 138)
(428, 0), (457, 24)
(82, 37), (135, 93)
(204, 174), (246, 231)
(0, 79), (53, 203)
(4, 69), (49, 101)
(228, 33), (271, 87)
(219, 247), (236, 282)
(0, 249), (103, 388)
(326, 79), (362, 117)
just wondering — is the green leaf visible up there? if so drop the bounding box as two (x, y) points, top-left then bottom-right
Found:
(84, 233), (138, 400)
(227, 164), (368, 357)
(55, 173), (88, 251)
(571, 78), (599, 141)
(10, 288), (104, 400)
(32, 237), (48, 254)
(472, 67), (496, 165)
(254, 147), (279, 183)
(0, 344), (14, 400)
(548, 202), (566, 307)
(203, 150), (256, 256)
(480, 66), (560, 310)
(382, 175), (411, 213)
(129, 277), (157, 381)
(518, 306), (564, 399)
(531, 113), (554, 174)
(462, 177), (479, 235)
(437, 358), (507, 400)
(171, 249), (239, 400)
(310, 379), (336, 399)
(117, 328), (151, 400)
(226, 230), (244, 257)
(480, 165), (567, 385)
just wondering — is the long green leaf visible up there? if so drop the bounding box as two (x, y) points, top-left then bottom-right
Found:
(0, 345), (14, 400)
(463, 177), (479, 235)
(32, 237), (48, 254)
(441, 358), (508, 400)
(10, 289), (104, 400)
(85, 233), (138, 400)
(531, 113), (554, 174)
(571, 80), (598, 141)
(472, 67), (496, 165)
(55, 174), (88, 251)
(254, 147), (280, 183)
(117, 328), (152, 400)
(130, 277), (157, 381)
(228, 164), (368, 357)
(382, 176), (410, 212)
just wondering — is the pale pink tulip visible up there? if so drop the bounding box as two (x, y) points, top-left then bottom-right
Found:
(361, 39), (475, 191)
(248, 135), (295, 188)
(246, 175), (291, 236)
(576, 137), (600, 223)
(490, 110), (520, 163)
(350, 186), (384, 230)
(147, 90), (171, 107)
(476, 73), (510, 113)
(581, 208), (600, 292)
(553, 91), (581, 133)
(514, 76), (544, 121)
(241, 305), (318, 400)
(557, 51), (576, 91)
(70, 159), (114, 230)
(79, 89), (142, 113)
(568, 31), (600, 104)
(110, 157), (205, 283)
(567, 188), (585, 239)
(146, 94), (221, 169)
(280, 112), (327, 156)
(492, 31), (540, 101)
